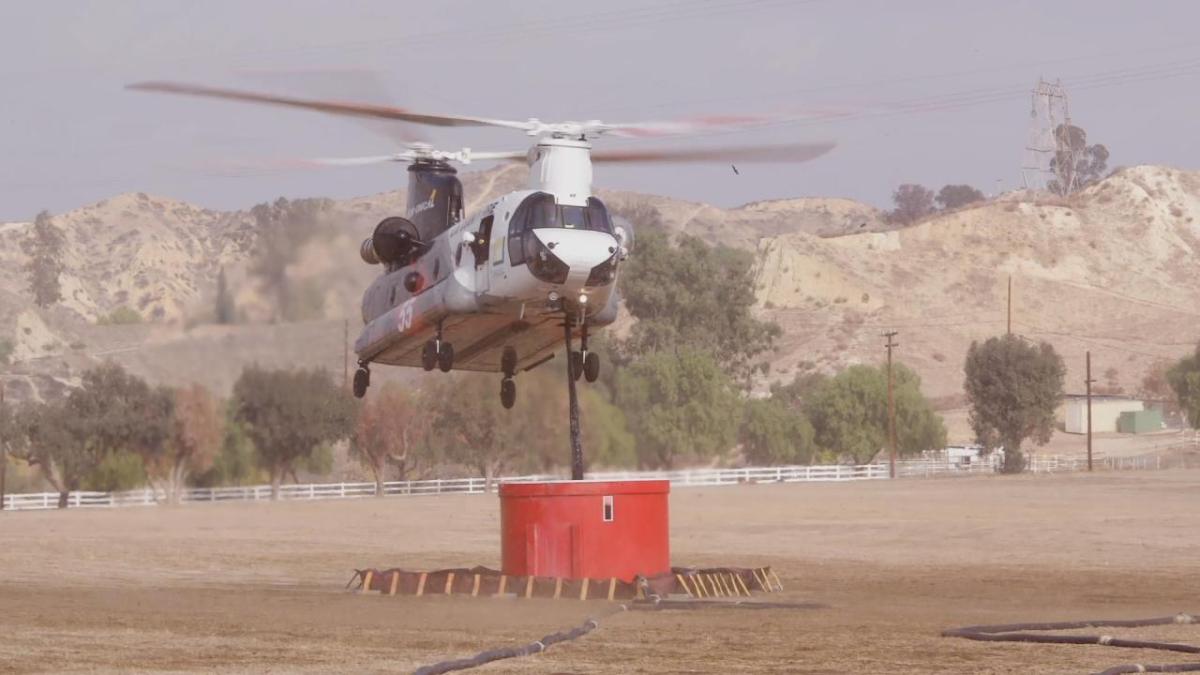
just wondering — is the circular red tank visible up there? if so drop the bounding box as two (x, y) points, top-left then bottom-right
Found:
(499, 479), (669, 582)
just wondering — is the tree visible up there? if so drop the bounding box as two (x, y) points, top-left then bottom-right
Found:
(144, 385), (222, 504)
(739, 397), (816, 465)
(0, 394), (22, 510)
(963, 335), (1065, 473)
(21, 210), (66, 308)
(10, 363), (171, 507)
(1167, 344), (1200, 430)
(12, 401), (86, 508)
(1047, 124), (1109, 195)
(615, 349), (742, 469)
(352, 382), (429, 496)
(580, 387), (637, 469)
(935, 184), (985, 210)
(618, 231), (781, 382)
(69, 363), (173, 468)
(215, 266), (236, 324)
(805, 363), (946, 464)
(886, 184), (935, 225)
(425, 375), (531, 491)
(231, 366), (355, 499)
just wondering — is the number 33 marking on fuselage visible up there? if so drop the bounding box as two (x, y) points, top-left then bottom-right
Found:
(396, 299), (415, 334)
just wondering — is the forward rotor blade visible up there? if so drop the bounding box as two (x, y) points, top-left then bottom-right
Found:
(589, 142), (836, 164)
(600, 115), (783, 138)
(127, 81), (532, 131)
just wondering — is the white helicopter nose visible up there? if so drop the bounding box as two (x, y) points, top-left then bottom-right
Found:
(532, 229), (619, 284)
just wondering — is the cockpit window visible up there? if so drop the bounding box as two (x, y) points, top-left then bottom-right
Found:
(528, 196), (613, 233)
(586, 198), (613, 232)
(509, 193), (614, 265)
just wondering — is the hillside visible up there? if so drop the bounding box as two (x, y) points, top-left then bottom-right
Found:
(2, 164), (1198, 438)
(753, 165), (1200, 409)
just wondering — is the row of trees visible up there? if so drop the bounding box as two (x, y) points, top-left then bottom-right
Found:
(886, 183), (987, 225)
(885, 123), (1112, 225)
(599, 223), (948, 469)
(0, 363), (354, 507)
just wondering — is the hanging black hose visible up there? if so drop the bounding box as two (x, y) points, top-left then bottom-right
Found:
(943, 613), (1200, 675)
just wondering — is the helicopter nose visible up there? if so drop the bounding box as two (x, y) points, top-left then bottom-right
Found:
(533, 229), (618, 283)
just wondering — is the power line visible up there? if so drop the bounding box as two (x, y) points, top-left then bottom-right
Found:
(650, 53), (1200, 143)
(1035, 277), (1200, 319)
(1013, 320), (1183, 360)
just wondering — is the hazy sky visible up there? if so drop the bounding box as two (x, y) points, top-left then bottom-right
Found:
(2, 1), (1198, 221)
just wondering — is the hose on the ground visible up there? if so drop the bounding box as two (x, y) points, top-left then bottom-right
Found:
(411, 597), (824, 674)
(943, 613), (1200, 675)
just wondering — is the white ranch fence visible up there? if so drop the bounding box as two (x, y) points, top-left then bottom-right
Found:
(0, 454), (1164, 513)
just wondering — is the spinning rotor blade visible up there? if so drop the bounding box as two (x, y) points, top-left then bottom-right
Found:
(128, 81), (822, 140)
(127, 81), (531, 131)
(299, 149), (527, 168)
(307, 155), (407, 167)
(589, 142), (836, 164)
(600, 115), (783, 138)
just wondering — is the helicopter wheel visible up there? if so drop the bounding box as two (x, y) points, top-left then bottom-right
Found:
(500, 377), (516, 409)
(437, 342), (455, 373)
(570, 350), (584, 381)
(421, 340), (437, 371)
(352, 366), (370, 399)
(583, 352), (600, 383)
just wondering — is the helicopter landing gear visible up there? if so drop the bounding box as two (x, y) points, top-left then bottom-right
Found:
(499, 346), (518, 409)
(501, 346), (518, 379)
(569, 350), (584, 381)
(583, 351), (600, 383)
(500, 377), (516, 409)
(422, 325), (454, 373)
(353, 362), (371, 399)
(437, 342), (454, 373)
(572, 322), (600, 383)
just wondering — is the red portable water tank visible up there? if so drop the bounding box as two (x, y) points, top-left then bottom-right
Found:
(499, 479), (669, 582)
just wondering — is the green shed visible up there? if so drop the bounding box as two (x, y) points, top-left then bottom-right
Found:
(1118, 409), (1162, 434)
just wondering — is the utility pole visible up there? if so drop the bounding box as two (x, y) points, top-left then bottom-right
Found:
(1007, 275), (1013, 336)
(343, 319), (349, 390)
(1, 383), (7, 512)
(883, 331), (899, 479)
(1085, 351), (1095, 472)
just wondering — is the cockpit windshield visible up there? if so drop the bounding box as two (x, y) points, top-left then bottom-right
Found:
(509, 193), (615, 264)
(523, 194), (613, 233)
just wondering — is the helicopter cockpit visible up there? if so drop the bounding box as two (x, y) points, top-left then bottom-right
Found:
(507, 192), (614, 265)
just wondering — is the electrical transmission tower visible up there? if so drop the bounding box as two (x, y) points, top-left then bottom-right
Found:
(1021, 78), (1078, 193)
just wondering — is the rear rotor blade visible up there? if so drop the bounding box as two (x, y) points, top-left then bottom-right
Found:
(589, 142), (836, 164)
(127, 81), (532, 131)
(307, 154), (408, 167)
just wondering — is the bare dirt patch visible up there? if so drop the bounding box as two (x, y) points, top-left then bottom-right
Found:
(2, 471), (1200, 673)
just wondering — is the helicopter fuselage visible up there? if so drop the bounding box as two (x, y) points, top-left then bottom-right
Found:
(353, 140), (625, 375)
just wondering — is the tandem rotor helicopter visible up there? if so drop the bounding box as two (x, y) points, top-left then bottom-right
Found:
(129, 81), (835, 409)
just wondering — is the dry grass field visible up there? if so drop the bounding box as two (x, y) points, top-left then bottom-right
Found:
(3, 470), (1200, 674)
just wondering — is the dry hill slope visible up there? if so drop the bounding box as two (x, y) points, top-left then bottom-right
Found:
(753, 165), (1200, 414)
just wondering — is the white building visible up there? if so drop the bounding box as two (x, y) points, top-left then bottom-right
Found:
(1063, 396), (1144, 434)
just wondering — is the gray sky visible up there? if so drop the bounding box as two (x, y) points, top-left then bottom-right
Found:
(2, 0), (1198, 221)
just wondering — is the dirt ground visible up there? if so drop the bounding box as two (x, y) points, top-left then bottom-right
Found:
(2, 470), (1200, 674)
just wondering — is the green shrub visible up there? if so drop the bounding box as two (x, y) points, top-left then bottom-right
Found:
(98, 306), (143, 325)
(84, 450), (146, 492)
